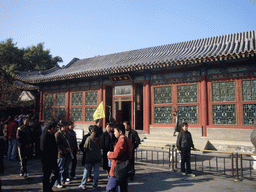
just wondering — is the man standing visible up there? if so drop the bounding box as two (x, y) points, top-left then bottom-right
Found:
(41, 120), (59, 192)
(176, 122), (195, 177)
(55, 121), (72, 188)
(7, 116), (18, 160)
(79, 125), (102, 190)
(31, 117), (42, 158)
(17, 117), (33, 177)
(123, 121), (140, 180)
(68, 121), (78, 180)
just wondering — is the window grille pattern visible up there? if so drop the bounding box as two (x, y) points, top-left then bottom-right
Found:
(71, 108), (82, 122)
(177, 84), (197, 103)
(212, 104), (236, 124)
(177, 106), (198, 124)
(45, 94), (53, 107)
(72, 92), (82, 106)
(154, 106), (173, 124)
(55, 108), (66, 120)
(86, 91), (97, 105)
(56, 93), (65, 106)
(154, 86), (172, 104)
(242, 80), (256, 101)
(85, 108), (96, 122)
(243, 104), (256, 125)
(212, 81), (235, 102)
(44, 108), (53, 120)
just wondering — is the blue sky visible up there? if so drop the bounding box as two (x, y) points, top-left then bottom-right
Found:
(1, 0), (256, 67)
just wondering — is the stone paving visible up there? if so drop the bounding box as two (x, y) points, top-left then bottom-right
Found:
(1, 154), (256, 192)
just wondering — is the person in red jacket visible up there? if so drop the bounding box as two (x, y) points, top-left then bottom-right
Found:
(106, 124), (132, 192)
(7, 116), (18, 160)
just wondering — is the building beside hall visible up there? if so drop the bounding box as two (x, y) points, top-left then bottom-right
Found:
(16, 30), (256, 140)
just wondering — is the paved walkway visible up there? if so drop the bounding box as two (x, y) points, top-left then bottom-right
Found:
(1, 155), (256, 192)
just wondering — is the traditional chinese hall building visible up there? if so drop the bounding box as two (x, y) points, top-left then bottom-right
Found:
(16, 30), (256, 140)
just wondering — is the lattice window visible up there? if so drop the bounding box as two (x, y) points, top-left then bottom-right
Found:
(242, 80), (256, 101)
(177, 106), (198, 124)
(72, 92), (82, 106)
(45, 94), (53, 107)
(55, 108), (66, 120)
(44, 108), (53, 120)
(212, 81), (235, 102)
(154, 106), (173, 124)
(243, 104), (256, 125)
(85, 108), (96, 122)
(177, 84), (197, 103)
(212, 104), (236, 125)
(154, 86), (172, 104)
(71, 108), (82, 122)
(86, 91), (97, 105)
(56, 93), (65, 106)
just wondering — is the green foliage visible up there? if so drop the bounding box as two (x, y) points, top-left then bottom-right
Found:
(0, 38), (62, 109)
(0, 38), (62, 77)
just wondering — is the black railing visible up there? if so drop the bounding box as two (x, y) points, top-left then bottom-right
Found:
(135, 146), (256, 181)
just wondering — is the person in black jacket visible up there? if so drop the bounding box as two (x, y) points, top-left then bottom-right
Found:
(79, 125), (93, 182)
(176, 122), (195, 177)
(102, 123), (115, 176)
(123, 121), (140, 180)
(40, 120), (59, 192)
(17, 117), (33, 177)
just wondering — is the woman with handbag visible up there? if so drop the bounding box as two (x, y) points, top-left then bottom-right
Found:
(106, 124), (132, 192)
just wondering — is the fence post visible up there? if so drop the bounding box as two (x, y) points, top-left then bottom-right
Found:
(171, 145), (175, 171)
(233, 153), (242, 181)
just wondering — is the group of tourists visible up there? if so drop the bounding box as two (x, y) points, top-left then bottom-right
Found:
(41, 119), (140, 192)
(0, 114), (45, 174)
(0, 112), (197, 191)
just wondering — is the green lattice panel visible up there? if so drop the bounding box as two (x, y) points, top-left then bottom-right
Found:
(71, 108), (82, 122)
(177, 84), (197, 103)
(45, 94), (53, 107)
(212, 104), (236, 125)
(212, 81), (235, 102)
(72, 92), (83, 106)
(154, 106), (173, 124)
(44, 108), (53, 120)
(86, 91), (98, 105)
(177, 106), (198, 124)
(243, 104), (256, 125)
(55, 108), (66, 120)
(85, 108), (96, 122)
(154, 86), (172, 104)
(56, 93), (65, 106)
(242, 80), (256, 101)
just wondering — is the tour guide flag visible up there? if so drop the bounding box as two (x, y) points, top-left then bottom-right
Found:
(93, 101), (105, 120)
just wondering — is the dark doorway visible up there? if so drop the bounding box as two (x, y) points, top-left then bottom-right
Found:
(115, 101), (131, 124)
(122, 101), (131, 123)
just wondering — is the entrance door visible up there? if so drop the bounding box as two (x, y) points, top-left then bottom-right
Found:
(115, 101), (131, 124)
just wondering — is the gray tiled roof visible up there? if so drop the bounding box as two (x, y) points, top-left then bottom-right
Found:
(16, 30), (256, 83)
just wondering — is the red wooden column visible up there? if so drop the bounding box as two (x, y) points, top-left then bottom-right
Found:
(98, 86), (104, 128)
(66, 88), (71, 122)
(39, 90), (44, 121)
(102, 85), (106, 128)
(200, 75), (208, 137)
(143, 80), (151, 134)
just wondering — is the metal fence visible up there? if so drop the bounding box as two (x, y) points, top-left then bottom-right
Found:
(135, 145), (256, 181)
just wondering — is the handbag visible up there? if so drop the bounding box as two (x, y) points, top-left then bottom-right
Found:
(114, 138), (131, 181)
(114, 159), (130, 181)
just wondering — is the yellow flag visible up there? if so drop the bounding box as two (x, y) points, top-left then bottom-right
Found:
(93, 101), (105, 120)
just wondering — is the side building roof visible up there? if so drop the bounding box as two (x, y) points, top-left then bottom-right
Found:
(16, 30), (256, 84)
